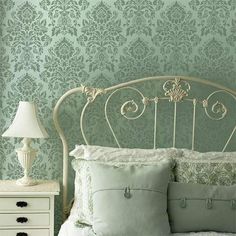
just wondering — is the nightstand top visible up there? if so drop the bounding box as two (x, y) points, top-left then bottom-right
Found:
(0, 180), (60, 195)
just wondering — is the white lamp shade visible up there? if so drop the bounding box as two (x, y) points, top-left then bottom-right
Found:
(2, 101), (49, 138)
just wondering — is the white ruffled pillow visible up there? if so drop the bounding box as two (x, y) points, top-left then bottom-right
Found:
(69, 145), (182, 225)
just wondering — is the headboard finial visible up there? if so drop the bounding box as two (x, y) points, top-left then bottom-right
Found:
(163, 77), (191, 102)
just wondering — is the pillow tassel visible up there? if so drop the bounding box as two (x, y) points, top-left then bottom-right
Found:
(231, 199), (236, 210)
(206, 198), (213, 209)
(180, 198), (187, 208)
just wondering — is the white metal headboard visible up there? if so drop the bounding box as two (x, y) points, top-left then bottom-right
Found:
(53, 76), (236, 220)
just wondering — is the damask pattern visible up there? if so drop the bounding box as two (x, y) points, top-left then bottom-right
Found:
(175, 150), (236, 186)
(78, 1), (126, 72)
(41, 37), (88, 95)
(1, 1), (236, 235)
(90, 73), (113, 87)
(3, 1), (51, 72)
(115, 38), (160, 81)
(0, 1), (4, 36)
(0, 47), (13, 100)
(189, 0), (236, 36)
(175, 161), (236, 186)
(2, 73), (48, 118)
(152, 1), (201, 72)
(40, 0), (89, 36)
(0, 0), (14, 101)
(114, 0), (164, 36)
(193, 38), (235, 80)
(0, 0), (15, 36)
(0, 45), (13, 173)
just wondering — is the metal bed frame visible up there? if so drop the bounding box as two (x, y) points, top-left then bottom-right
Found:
(53, 76), (236, 220)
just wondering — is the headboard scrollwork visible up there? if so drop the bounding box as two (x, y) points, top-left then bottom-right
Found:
(53, 76), (236, 220)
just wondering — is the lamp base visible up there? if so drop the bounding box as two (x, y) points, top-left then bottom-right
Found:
(16, 176), (37, 186)
(16, 138), (37, 187)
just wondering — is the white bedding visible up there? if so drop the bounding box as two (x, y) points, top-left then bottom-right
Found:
(58, 219), (236, 236)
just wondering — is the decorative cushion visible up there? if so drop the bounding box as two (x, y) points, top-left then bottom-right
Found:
(91, 162), (172, 236)
(69, 145), (180, 225)
(168, 182), (236, 233)
(174, 149), (236, 186)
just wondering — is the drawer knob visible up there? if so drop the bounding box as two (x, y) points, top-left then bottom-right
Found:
(16, 233), (28, 236)
(16, 217), (28, 223)
(16, 201), (28, 208)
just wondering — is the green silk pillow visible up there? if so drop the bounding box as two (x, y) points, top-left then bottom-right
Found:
(90, 161), (172, 236)
(168, 182), (236, 233)
(70, 145), (180, 225)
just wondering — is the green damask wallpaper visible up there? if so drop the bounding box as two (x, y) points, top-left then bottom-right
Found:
(0, 0), (236, 234)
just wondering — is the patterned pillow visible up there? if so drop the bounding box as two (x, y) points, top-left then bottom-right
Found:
(69, 145), (182, 226)
(174, 149), (236, 186)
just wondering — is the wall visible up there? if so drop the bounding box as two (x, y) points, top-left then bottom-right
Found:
(0, 0), (236, 234)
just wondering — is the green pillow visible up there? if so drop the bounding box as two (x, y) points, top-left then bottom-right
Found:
(168, 182), (236, 233)
(90, 161), (172, 236)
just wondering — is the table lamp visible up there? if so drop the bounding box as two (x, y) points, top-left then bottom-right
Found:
(2, 101), (49, 186)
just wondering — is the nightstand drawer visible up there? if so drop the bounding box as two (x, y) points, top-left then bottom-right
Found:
(0, 213), (50, 227)
(0, 197), (50, 211)
(0, 229), (49, 236)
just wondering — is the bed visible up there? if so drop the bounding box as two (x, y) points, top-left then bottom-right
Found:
(58, 220), (235, 236)
(53, 76), (236, 235)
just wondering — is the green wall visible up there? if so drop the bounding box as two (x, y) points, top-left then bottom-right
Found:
(0, 0), (236, 234)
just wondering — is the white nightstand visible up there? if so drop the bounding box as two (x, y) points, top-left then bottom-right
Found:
(0, 180), (60, 236)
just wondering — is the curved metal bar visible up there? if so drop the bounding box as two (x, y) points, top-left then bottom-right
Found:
(153, 100), (158, 149)
(80, 100), (91, 145)
(104, 89), (121, 148)
(173, 102), (177, 148)
(105, 76), (236, 96)
(203, 90), (236, 120)
(202, 90), (236, 151)
(223, 125), (236, 152)
(192, 99), (197, 151)
(104, 87), (147, 147)
(53, 87), (83, 221)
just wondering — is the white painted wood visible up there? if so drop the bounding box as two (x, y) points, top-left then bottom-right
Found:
(0, 197), (49, 211)
(0, 213), (50, 227)
(0, 180), (60, 236)
(49, 196), (55, 236)
(0, 229), (49, 236)
(0, 180), (59, 195)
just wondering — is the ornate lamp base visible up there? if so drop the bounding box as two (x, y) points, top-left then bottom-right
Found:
(16, 138), (37, 187)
